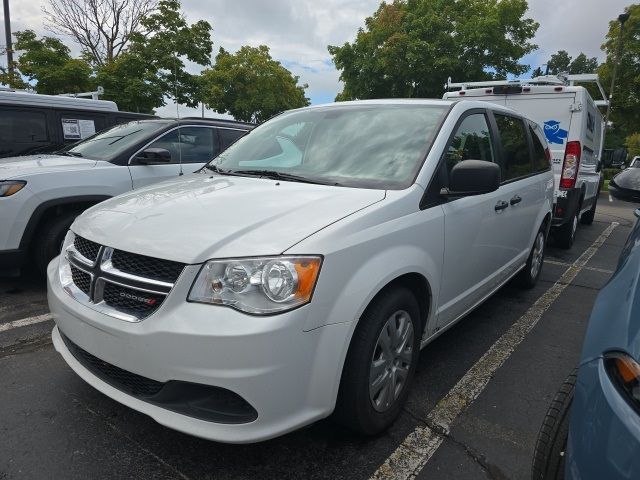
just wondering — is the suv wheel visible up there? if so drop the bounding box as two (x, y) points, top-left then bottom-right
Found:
(517, 226), (546, 289)
(334, 286), (420, 435)
(555, 209), (579, 250)
(580, 193), (598, 225)
(532, 370), (576, 480)
(33, 212), (77, 274)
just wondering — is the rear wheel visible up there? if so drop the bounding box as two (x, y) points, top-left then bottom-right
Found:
(33, 212), (77, 274)
(516, 226), (546, 289)
(334, 286), (420, 435)
(554, 208), (579, 250)
(532, 370), (576, 480)
(580, 193), (599, 225)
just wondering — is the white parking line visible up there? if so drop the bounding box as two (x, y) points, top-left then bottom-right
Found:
(545, 259), (613, 274)
(0, 313), (53, 333)
(371, 222), (619, 480)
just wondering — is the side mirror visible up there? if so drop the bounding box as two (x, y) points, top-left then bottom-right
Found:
(441, 160), (501, 197)
(134, 147), (172, 165)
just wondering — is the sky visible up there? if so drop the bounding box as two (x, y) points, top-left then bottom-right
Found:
(0, 0), (632, 118)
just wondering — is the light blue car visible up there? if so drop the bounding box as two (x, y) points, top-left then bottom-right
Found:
(533, 210), (640, 479)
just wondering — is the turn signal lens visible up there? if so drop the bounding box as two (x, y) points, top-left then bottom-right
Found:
(560, 141), (581, 189)
(0, 180), (27, 197)
(604, 352), (640, 411)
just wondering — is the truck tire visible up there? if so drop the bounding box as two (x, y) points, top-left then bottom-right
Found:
(580, 193), (599, 225)
(334, 286), (420, 435)
(531, 370), (577, 480)
(554, 209), (579, 250)
(33, 212), (77, 275)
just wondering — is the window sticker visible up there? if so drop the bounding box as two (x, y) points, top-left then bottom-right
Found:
(62, 119), (96, 140)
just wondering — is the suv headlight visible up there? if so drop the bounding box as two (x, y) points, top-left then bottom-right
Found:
(604, 351), (640, 412)
(188, 256), (322, 315)
(0, 180), (27, 197)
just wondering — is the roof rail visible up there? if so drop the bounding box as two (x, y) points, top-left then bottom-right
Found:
(57, 86), (105, 101)
(445, 74), (609, 107)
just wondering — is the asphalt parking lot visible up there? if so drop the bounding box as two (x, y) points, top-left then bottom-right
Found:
(1, 193), (637, 480)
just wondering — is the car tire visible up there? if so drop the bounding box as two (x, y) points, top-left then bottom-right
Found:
(580, 193), (598, 225)
(516, 226), (546, 289)
(33, 212), (77, 275)
(554, 208), (579, 250)
(531, 370), (577, 480)
(334, 286), (421, 436)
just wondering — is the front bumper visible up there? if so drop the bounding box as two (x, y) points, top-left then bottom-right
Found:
(566, 359), (640, 479)
(609, 183), (640, 203)
(48, 259), (353, 443)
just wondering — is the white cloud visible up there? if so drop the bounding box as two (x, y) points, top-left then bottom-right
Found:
(1, 0), (631, 114)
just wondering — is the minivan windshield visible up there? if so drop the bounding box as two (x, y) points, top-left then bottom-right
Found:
(208, 104), (449, 189)
(61, 121), (170, 161)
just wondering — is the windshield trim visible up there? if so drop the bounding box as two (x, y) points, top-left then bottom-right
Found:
(207, 103), (454, 191)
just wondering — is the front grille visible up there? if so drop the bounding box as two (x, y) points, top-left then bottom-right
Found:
(71, 266), (91, 295)
(61, 332), (163, 396)
(74, 236), (100, 262)
(111, 250), (185, 283)
(102, 282), (164, 318)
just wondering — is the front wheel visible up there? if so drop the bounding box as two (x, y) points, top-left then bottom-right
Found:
(334, 286), (421, 435)
(531, 370), (576, 480)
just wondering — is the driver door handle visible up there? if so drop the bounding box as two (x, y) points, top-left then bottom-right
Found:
(510, 195), (522, 206)
(495, 200), (509, 212)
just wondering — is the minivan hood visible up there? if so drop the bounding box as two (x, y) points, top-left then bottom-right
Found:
(0, 154), (98, 178)
(73, 173), (386, 263)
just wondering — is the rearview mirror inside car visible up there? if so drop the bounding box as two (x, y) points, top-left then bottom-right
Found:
(441, 160), (500, 198)
(134, 148), (172, 165)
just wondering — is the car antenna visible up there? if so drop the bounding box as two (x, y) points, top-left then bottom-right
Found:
(174, 54), (184, 176)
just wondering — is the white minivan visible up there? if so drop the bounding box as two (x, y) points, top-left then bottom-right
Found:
(444, 74), (606, 248)
(47, 100), (553, 443)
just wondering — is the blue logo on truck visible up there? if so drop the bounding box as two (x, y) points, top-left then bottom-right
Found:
(543, 120), (568, 145)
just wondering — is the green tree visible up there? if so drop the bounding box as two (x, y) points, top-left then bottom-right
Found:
(600, 4), (640, 141)
(531, 66), (544, 77)
(626, 132), (640, 158)
(569, 53), (598, 74)
(0, 30), (93, 94)
(201, 45), (310, 123)
(328, 0), (538, 100)
(546, 50), (598, 75)
(546, 50), (571, 74)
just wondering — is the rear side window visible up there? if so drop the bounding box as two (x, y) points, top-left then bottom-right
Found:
(0, 110), (49, 143)
(494, 114), (531, 181)
(529, 123), (550, 172)
(444, 113), (495, 174)
(148, 127), (220, 164)
(219, 128), (247, 149)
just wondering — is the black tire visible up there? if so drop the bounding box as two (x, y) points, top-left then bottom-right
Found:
(580, 193), (598, 225)
(554, 208), (579, 250)
(334, 286), (421, 436)
(531, 370), (577, 480)
(33, 212), (77, 274)
(516, 224), (546, 289)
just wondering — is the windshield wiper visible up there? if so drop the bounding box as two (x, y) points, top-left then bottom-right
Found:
(202, 164), (232, 175)
(227, 169), (334, 185)
(56, 151), (83, 157)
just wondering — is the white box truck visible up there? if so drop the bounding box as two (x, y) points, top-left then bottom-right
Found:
(444, 74), (608, 249)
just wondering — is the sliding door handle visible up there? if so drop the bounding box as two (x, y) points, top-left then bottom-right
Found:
(495, 200), (509, 212)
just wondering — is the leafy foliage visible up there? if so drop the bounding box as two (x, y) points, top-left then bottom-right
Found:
(546, 50), (598, 74)
(600, 4), (640, 140)
(201, 45), (310, 123)
(626, 132), (640, 158)
(0, 30), (94, 94)
(328, 0), (538, 100)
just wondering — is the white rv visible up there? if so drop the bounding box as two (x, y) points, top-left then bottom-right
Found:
(444, 74), (607, 249)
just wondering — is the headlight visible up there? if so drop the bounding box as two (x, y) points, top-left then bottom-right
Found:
(604, 352), (640, 411)
(188, 256), (322, 315)
(0, 180), (26, 197)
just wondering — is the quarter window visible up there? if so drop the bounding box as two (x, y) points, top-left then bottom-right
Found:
(219, 128), (247, 150)
(0, 110), (48, 143)
(494, 114), (532, 181)
(147, 127), (220, 164)
(444, 113), (495, 175)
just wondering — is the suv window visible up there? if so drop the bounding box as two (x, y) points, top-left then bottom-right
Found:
(494, 114), (531, 181)
(0, 110), (48, 144)
(529, 123), (549, 172)
(148, 126), (220, 164)
(219, 128), (247, 149)
(445, 113), (495, 174)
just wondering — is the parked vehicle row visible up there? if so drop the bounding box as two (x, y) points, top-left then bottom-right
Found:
(47, 99), (554, 442)
(0, 118), (252, 276)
